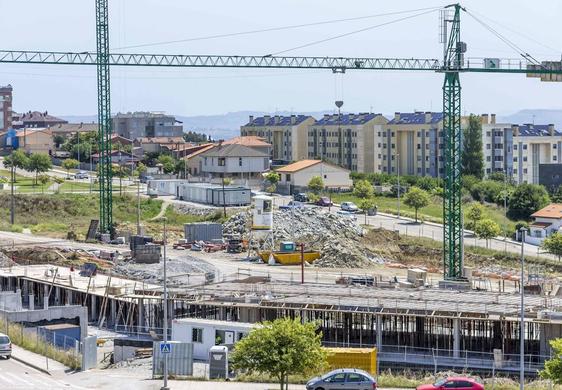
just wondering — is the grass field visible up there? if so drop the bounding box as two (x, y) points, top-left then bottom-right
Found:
(330, 192), (516, 234)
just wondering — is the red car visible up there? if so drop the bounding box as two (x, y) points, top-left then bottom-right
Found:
(417, 377), (483, 390)
(316, 196), (333, 207)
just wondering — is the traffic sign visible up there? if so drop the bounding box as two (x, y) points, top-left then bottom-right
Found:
(160, 342), (171, 354)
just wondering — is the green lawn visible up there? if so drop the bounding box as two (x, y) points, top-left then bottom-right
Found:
(330, 192), (516, 234)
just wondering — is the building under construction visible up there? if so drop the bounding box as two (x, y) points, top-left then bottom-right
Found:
(1, 265), (561, 373)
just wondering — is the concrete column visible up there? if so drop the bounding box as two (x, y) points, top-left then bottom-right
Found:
(55, 287), (61, 306)
(90, 295), (97, 322)
(43, 284), (49, 303)
(137, 298), (144, 332)
(376, 314), (382, 352)
(43, 296), (49, 310)
(28, 294), (34, 310)
(22, 280), (28, 297)
(110, 299), (117, 327)
(453, 318), (460, 358)
(66, 290), (73, 306)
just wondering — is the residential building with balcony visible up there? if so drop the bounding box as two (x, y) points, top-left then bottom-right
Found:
(0, 85), (13, 132)
(481, 114), (562, 184)
(113, 112), (183, 140)
(307, 113), (388, 173)
(240, 114), (315, 163)
(377, 112), (444, 177)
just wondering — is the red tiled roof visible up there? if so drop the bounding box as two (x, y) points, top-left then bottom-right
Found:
(276, 160), (321, 173)
(223, 136), (271, 147)
(531, 204), (562, 219)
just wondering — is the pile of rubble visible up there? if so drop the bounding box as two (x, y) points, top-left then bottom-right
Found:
(224, 208), (379, 268)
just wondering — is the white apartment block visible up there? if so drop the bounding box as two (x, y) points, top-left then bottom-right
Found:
(306, 113), (388, 173)
(240, 114), (315, 163)
(376, 112), (445, 177)
(481, 113), (562, 184)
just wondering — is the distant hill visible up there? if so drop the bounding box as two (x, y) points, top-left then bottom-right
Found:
(498, 109), (562, 128)
(59, 108), (562, 140)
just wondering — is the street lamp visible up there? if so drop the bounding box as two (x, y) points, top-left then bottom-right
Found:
(519, 227), (527, 390)
(396, 152), (400, 219)
(161, 217), (169, 390)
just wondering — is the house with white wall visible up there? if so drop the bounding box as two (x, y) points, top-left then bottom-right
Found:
(171, 318), (256, 360)
(526, 203), (562, 245)
(276, 159), (353, 195)
(199, 142), (270, 179)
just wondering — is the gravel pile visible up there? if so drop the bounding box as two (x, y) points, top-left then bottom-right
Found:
(224, 208), (378, 268)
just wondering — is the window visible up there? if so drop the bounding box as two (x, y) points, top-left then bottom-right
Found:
(554, 156), (558, 161)
(494, 143), (503, 149)
(486, 131), (491, 137)
(391, 144), (395, 149)
(238, 157), (243, 166)
(285, 174), (291, 181)
(523, 157), (527, 162)
(486, 156), (491, 162)
(324, 175), (327, 179)
(513, 169), (517, 174)
(486, 144), (491, 150)
(523, 168), (528, 174)
(192, 328), (203, 343)
(514, 157), (518, 162)
(347, 373), (367, 383)
(327, 373), (346, 383)
(218, 157), (226, 166)
(554, 144), (557, 149)
(204, 157), (208, 165)
(417, 144), (421, 149)
(523, 144), (528, 150)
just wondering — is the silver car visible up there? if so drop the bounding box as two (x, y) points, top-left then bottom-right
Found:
(0, 333), (11, 359)
(306, 368), (376, 390)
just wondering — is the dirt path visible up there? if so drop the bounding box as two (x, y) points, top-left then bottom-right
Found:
(149, 199), (170, 221)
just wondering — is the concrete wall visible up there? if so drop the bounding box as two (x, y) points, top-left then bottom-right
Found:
(0, 290), (22, 311)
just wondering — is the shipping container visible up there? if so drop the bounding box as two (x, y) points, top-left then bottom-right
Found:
(147, 179), (185, 197)
(184, 223), (223, 242)
(325, 347), (377, 375)
(177, 183), (251, 206)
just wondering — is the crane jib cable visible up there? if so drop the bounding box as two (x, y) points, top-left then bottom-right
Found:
(112, 6), (442, 50)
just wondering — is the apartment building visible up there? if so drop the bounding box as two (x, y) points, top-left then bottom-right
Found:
(12, 111), (67, 129)
(0, 85), (13, 132)
(307, 113), (388, 172)
(481, 114), (562, 184)
(376, 112), (444, 177)
(113, 112), (183, 140)
(240, 114), (315, 163)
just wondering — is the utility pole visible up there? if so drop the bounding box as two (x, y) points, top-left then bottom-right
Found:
(519, 227), (527, 390)
(136, 179), (141, 235)
(396, 152), (400, 219)
(10, 163), (15, 225)
(161, 217), (169, 390)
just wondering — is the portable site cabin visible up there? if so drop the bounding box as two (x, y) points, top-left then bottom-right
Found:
(171, 318), (256, 360)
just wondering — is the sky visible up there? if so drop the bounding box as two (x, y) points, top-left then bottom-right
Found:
(0, 0), (561, 117)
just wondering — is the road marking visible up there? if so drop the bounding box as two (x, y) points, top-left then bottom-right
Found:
(0, 372), (16, 385)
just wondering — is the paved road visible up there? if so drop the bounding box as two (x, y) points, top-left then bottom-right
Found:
(0, 358), (82, 389)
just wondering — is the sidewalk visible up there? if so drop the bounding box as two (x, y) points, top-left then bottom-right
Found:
(11, 344), (69, 375)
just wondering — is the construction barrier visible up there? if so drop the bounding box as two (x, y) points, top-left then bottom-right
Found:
(325, 347), (377, 376)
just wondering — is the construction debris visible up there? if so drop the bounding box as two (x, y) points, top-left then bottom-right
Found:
(224, 208), (380, 268)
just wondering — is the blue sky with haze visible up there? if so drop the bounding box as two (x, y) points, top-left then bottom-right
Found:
(1, 0), (561, 117)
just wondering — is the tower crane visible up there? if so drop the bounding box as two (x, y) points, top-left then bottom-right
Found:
(1, 3), (561, 279)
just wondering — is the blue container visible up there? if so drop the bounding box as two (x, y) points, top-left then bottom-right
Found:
(38, 324), (80, 350)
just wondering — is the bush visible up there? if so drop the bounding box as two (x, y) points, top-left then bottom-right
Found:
(307, 192), (320, 203)
(470, 180), (504, 203)
(508, 183), (550, 220)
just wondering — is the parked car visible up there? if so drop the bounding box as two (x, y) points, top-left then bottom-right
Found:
(279, 200), (304, 210)
(417, 377), (484, 390)
(75, 171), (89, 179)
(293, 193), (309, 202)
(337, 210), (357, 221)
(341, 201), (359, 212)
(0, 333), (11, 359)
(306, 368), (376, 390)
(140, 175), (154, 184)
(316, 196), (333, 207)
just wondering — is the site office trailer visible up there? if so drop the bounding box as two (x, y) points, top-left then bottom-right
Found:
(171, 318), (256, 360)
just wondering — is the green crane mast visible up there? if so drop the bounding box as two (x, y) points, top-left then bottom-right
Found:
(95, 0), (113, 234)
(442, 4), (464, 279)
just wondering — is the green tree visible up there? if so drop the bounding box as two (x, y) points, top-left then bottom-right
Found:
(462, 114), (484, 178)
(3, 150), (29, 182)
(26, 153), (52, 185)
(542, 232), (562, 262)
(52, 134), (66, 148)
(403, 187), (430, 222)
(474, 218), (501, 248)
(157, 154), (176, 174)
(352, 179), (374, 199)
(540, 338), (562, 383)
(62, 158), (79, 178)
(265, 183), (276, 195)
(508, 183), (550, 220)
(359, 198), (376, 224)
(466, 203), (485, 230)
(135, 162), (147, 178)
(112, 164), (127, 196)
(265, 171), (280, 185)
(308, 176), (324, 194)
(551, 185), (562, 203)
(231, 317), (327, 390)
(183, 131), (208, 143)
(37, 174), (49, 193)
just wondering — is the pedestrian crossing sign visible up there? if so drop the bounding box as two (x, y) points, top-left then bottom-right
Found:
(160, 342), (171, 354)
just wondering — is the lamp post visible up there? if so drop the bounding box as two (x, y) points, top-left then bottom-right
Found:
(136, 179), (141, 235)
(161, 217), (169, 390)
(396, 152), (400, 219)
(519, 227), (527, 390)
